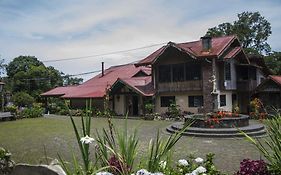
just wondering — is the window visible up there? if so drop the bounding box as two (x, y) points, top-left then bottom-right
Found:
(172, 64), (184, 82)
(186, 63), (201, 80)
(188, 96), (203, 107)
(249, 67), (257, 80)
(159, 65), (171, 82)
(225, 62), (231, 80)
(160, 96), (175, 107)
(220, 95), (226, 107)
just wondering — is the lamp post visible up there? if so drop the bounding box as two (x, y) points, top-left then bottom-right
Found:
(0, 82), (5, 112)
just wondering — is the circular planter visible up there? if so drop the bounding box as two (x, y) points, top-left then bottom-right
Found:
(184, 114), (249, 128)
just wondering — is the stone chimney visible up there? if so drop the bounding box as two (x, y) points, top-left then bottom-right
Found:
(201, 36), (212, 51)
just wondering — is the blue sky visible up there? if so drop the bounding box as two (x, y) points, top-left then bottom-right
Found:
(0, 0), (280, 80)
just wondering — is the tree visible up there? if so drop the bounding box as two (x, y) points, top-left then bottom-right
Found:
(206, 11), (272, 54)
(63, 74), (83, 85)
(0, 58), (6, 78)
(6, 56), (63, 99)
(264, 52), (281, 75)
(12, 91), (34, 107)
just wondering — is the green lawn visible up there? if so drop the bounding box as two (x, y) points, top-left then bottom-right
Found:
(0, 115), (263, 174)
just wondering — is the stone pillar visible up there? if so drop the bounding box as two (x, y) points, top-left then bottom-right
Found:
(211, 58), (218, 111)
(202, 61), (214, 113)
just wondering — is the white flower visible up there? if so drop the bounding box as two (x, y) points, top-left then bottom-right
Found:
(185, 172), (197, 175)
(159, 160), (167, 169)
(96, 171), (113, 175)
(80, 135), (95, 144)
(151, 172), (164, 175)
(194, 157), (204, 163)
(136, 169), (150, 175)
(195, 166), (206, 173)
(178, 159), (189, 166)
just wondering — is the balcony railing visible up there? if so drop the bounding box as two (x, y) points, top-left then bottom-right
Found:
(157, 80), (202, 92)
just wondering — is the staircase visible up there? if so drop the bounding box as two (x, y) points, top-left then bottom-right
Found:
(166, 122), (266, 138)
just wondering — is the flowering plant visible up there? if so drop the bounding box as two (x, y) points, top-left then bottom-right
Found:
(204, 111), (239, 128)
(145, 153), (225, 175)
(236, 159), (269, 175)
(249, 98), (267, 120)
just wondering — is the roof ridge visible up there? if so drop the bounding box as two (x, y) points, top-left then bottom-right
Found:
(177, 35), (236, 45)
(108, 63), (135, 69)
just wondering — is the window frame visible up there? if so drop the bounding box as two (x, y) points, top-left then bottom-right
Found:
(224, 62), (231, 81)
(188, 95), (203, 107)
(160, 96), (175, 107)
(220, 95), (226, 107)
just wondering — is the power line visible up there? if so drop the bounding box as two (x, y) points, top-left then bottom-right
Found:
(14, 69), (102, 81)
(42, 42), (167, 63)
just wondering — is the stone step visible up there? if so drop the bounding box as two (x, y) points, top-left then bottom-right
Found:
(166, 122), (267, 138)
(171, 122), (265, 134)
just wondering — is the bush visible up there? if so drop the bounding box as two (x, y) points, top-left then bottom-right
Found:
(167, 103), (182, 120)
(0, 147), (15, 174)
(4, 105), (17, 114)
(242, 113), (281, 174)
(12, 92), (34, 107)
(47, 99), (69, 115)
(21, 106), (44, 118)
(144, 103), (154, 114)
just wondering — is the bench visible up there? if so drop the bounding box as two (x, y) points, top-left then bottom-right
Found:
(0, 112), (15, 121)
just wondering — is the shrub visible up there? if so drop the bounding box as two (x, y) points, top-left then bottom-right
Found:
(144, 103), (154, 114)
(4, 105), (17, 114)
(242, 113), (281, 174)
(12, 91), (34, 107)
(236, 159), (269, 175)
(21, 106), (44, 118)
(167, 103), (182, 120)
(0, 147), (15, 175)
(47, 99), (69, 114)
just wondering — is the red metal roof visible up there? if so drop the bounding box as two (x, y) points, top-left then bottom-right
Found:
(224, 47), (241, 59)
(43, 64), (152, 98)
(269, 75), (281, 86)
(136, 35), (237, 66)
(41, 86), (78, 97)
(118, 76), (154, 96)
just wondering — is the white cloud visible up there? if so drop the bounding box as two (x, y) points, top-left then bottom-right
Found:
(0, 0), (280, 81)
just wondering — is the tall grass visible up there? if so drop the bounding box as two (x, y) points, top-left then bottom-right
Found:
(143, 124), (190, 172)
(95, 117), (138, 175)
(58, 100), (96, 175)
(243, 112), (281, 174)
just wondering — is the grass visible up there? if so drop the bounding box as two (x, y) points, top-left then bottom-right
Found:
(0, 115), (263, 174)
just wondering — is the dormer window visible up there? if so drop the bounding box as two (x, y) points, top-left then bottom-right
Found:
(201, 36), (212, 51)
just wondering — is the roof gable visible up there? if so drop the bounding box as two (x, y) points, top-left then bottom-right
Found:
(136, 35), (241, 66)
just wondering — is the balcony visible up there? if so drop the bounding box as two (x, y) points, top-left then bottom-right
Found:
(157, 80), (202, 92)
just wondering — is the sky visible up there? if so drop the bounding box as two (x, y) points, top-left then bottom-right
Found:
(0, 0), (280, 81)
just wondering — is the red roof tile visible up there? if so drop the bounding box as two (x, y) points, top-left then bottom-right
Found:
(136, 35), (237, 66)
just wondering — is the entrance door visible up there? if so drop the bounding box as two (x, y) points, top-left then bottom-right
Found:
(132, 96), (139, 116)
